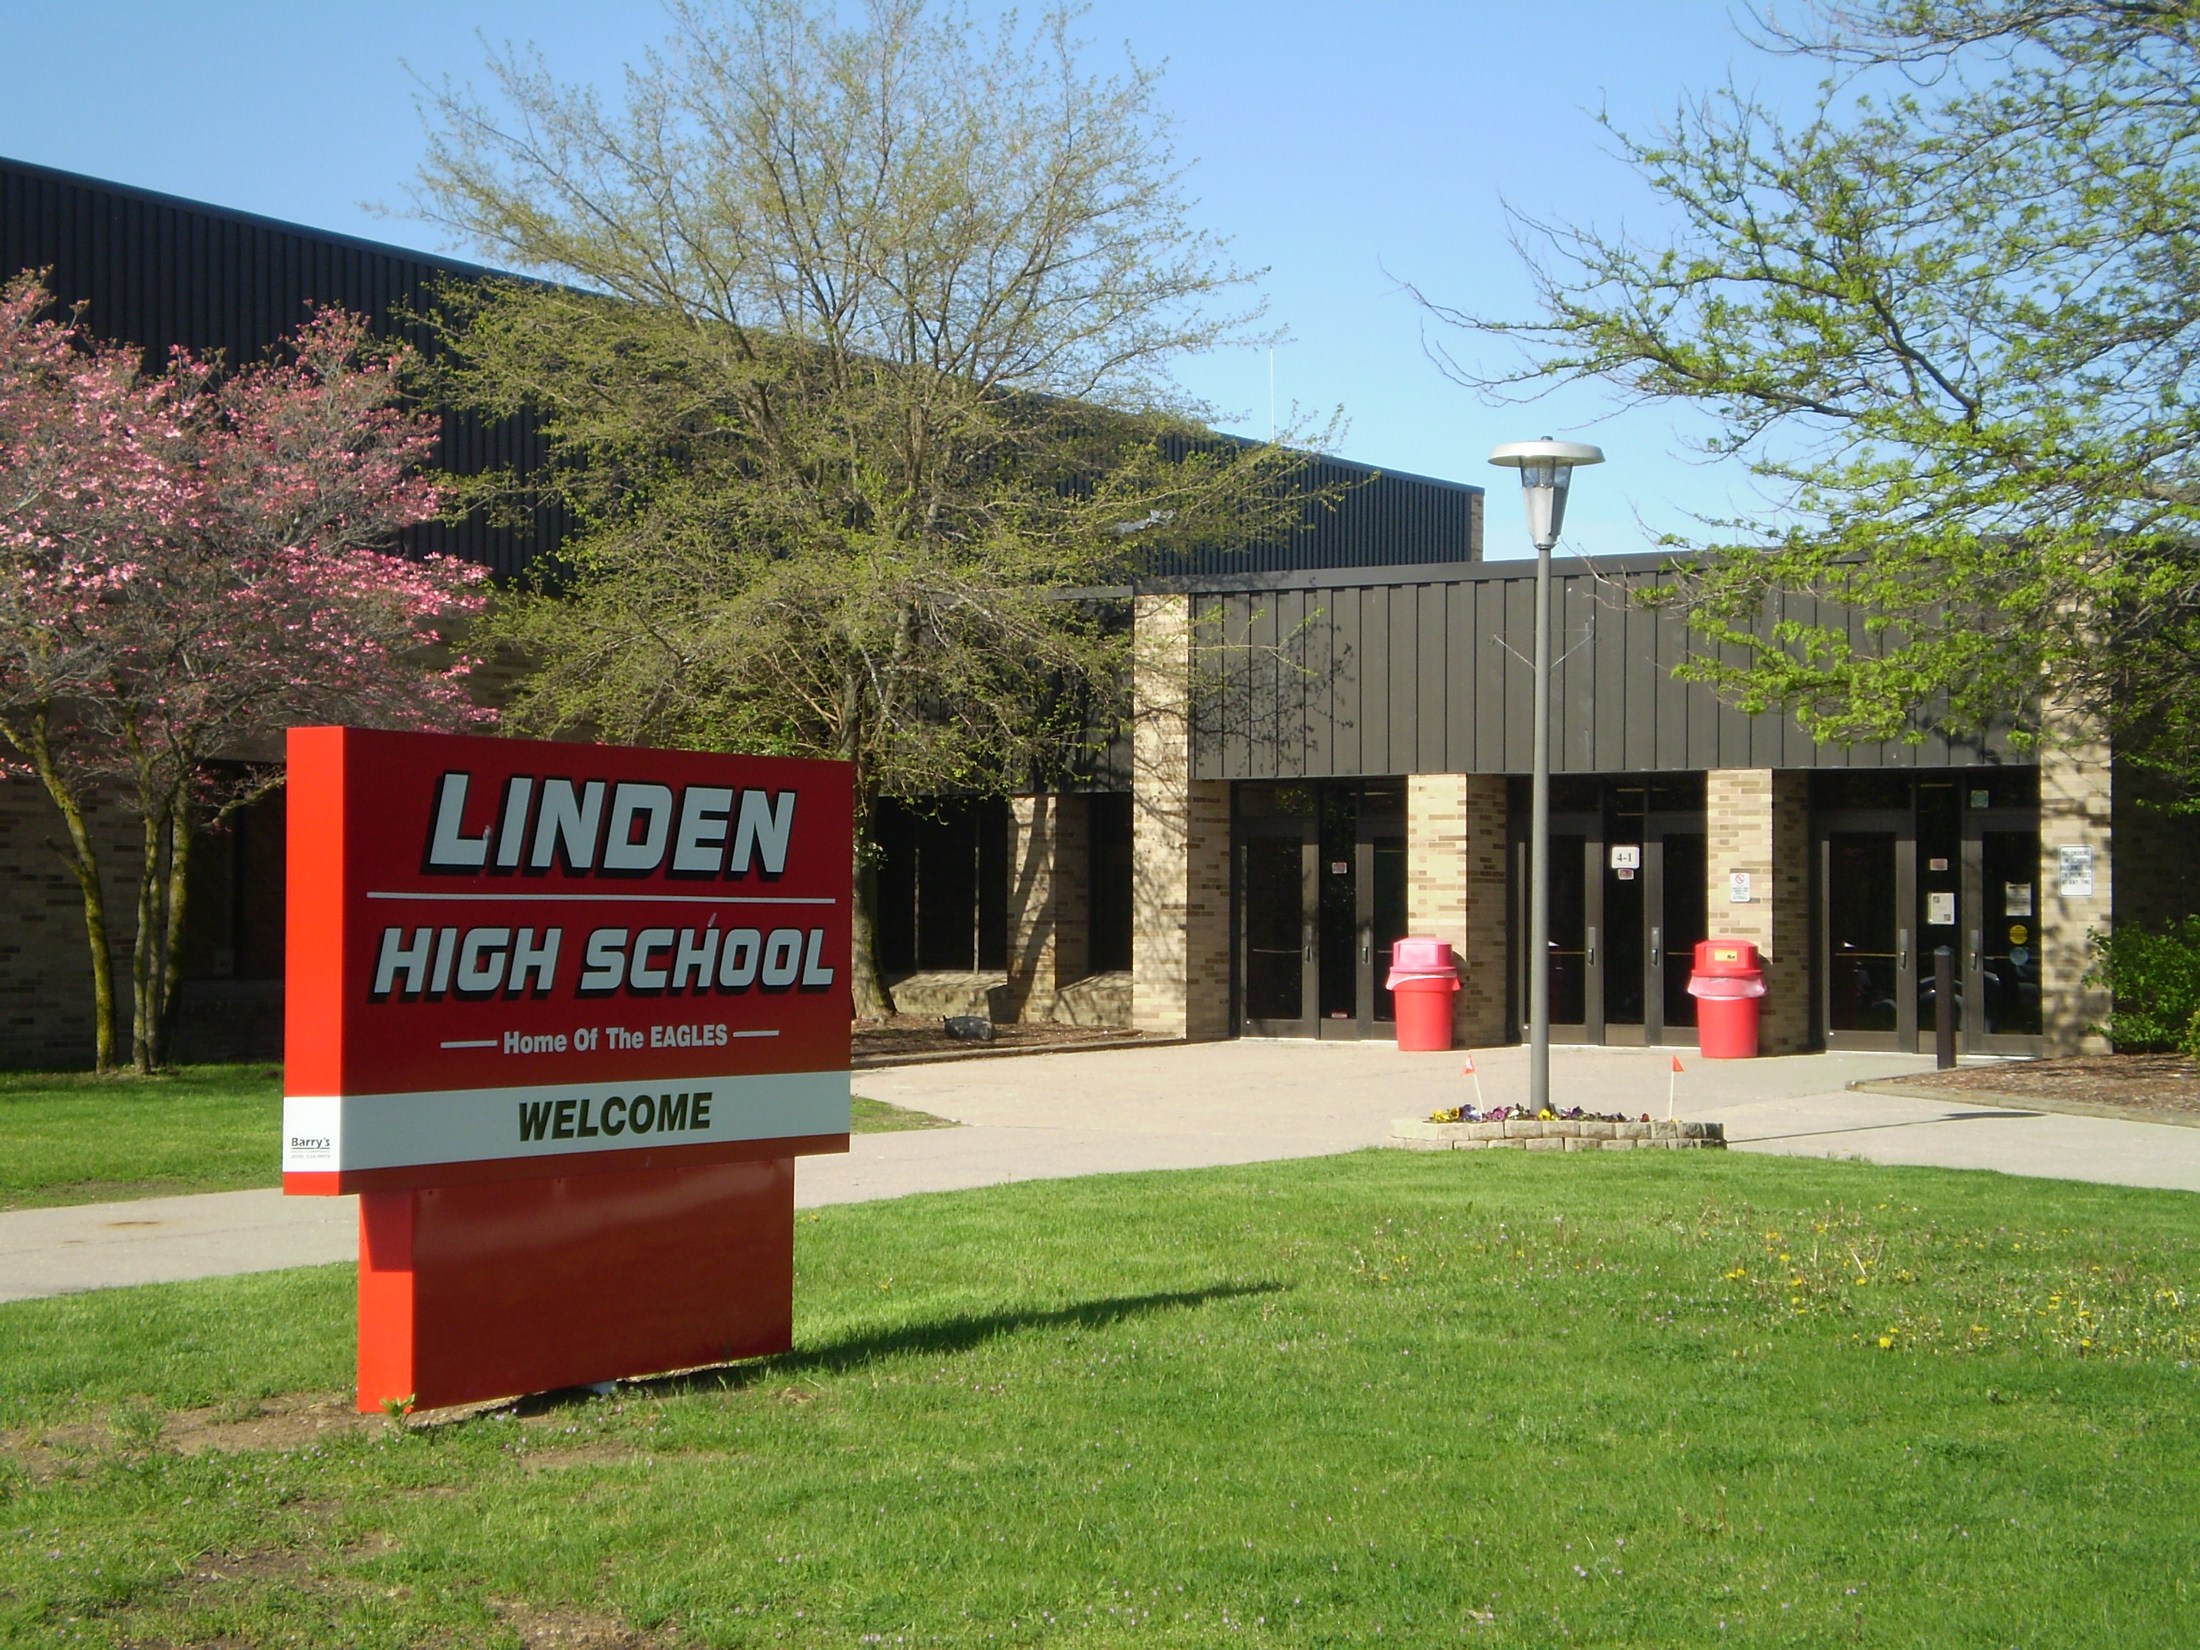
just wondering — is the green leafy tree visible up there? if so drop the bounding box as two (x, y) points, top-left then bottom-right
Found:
(1420, 0), (2200, 783)
(412, 0), (1309, 1016)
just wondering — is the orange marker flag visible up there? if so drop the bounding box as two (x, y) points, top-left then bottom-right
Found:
(1461, 1051), (1485, 1109)
(1461, 1053), (1476, 1073)
(1671, 1055), (1685, 1073)
(1667, 1053), (1683, 1120)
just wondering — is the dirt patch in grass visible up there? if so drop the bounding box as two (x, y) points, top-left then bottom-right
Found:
(162, 1393), (384, 1454)
(1870, 1052), (2200, 1122)
(492, 1598), (679, 1649)
(3, 1391), (376, 1473)
(852, 1013), (1154, 1064)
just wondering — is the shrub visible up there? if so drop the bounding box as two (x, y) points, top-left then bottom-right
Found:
(2086, 918), (2200, 1054)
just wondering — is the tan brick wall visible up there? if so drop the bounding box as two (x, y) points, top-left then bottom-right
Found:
(1704, 769), (1811, 1053)
(1404, 773), (1509, 1046)
(2040, 726), (2113, 1054)
(1130, 595), (1231, 1040)
(1005, 793), (1091, 1022)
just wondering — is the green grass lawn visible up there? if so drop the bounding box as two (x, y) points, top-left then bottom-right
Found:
(2, 1150), (2194, 1647)
(851, 1093), (957, 1132)
(0, 1064), (284, 1209)
(0, 1070), (946, 1210)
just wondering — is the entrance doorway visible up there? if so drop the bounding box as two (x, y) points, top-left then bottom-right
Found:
(1512, 776), (1708, 1046)
(1816, 769), (2043, 1055)
(1236, 781), (1407, 1038)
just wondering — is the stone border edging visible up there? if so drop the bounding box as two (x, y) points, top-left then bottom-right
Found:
(853, 1035), (1185, 1071)
(1388, 1117), (1725, 1151)
(1845, 1080), (2200, 1131)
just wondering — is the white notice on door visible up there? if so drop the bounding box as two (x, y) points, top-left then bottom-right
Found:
(1927, 890), (1956, 926)
(2004, 882), (2033, 918)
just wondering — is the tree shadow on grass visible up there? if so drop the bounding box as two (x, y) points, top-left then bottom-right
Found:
(504, 1279), (1284, 1417)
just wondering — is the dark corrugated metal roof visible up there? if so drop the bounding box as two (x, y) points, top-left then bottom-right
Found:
(1, 154), (1483, 579)
(1, 154), (559, 576)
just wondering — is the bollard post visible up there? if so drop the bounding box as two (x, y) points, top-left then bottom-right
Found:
(1934, 945), (1957, 1070)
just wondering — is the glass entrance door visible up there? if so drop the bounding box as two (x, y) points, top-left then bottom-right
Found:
(1823, 828), (1911, 1049)
(1969, 826), (2044, 1052)
(1653, 827), (1707, 1045)
(1241, 831), (1313, 1035)
(1237, 781), (1408, 1039)
(1317, 783), (1408, 1039)
(1816, 771), (2045, 1057)
(1513, 779), (1707, 1047)
(1544, 829), (1593, 1039)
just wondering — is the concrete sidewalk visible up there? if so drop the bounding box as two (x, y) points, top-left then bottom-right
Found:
(5, 1042), (2197, 1305)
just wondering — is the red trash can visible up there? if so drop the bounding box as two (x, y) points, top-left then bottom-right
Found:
(1387, 938), (1461, 1052)
(1688, 939), (1767, 1058)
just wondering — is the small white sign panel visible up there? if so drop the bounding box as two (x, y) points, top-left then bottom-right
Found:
(2058, 846), (2095, 898)
(1729, 871), (1753, 904)
(1609, 844), (1641, 871)
(1927, 890), (1956, 926)
(2004, 881), (2034, 918)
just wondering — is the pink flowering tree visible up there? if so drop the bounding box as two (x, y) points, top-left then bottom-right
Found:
(0, 274), (490, 1072)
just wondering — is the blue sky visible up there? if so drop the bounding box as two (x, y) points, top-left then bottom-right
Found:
(0, 1), (1829, 558)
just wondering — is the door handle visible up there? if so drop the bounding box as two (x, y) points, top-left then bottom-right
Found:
(1587, 926), (1597, 968)
(1969, 929), (1981, 971)
(1649, 925), (1661, 970)
(1361, 940), (1371, 964)
(1898, 928), (1909, 971)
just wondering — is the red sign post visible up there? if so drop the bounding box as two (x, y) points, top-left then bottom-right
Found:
(282, 728), (852, 1412)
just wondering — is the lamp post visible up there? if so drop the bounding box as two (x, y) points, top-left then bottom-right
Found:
(1487, 438), (1604, 1114)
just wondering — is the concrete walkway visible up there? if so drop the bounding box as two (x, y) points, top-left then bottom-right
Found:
(5, 1042), (2197, 1304)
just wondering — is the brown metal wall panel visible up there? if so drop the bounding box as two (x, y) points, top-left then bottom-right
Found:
(1334, 585), (1365, 776)
(1251, 595), (1281, 778)
(1592, 574), (1631, 770)
(1443, 582), (1475, 771)
(1188, 560), (2020, 784)
(1362, 584), (1392, 776)
(1277, 587), (1309, 780)
(1622, 591), (1657, 770)
(1381, 584), (1412, 776)
(1416, 583), (1448, 773)
(1470, 580), (1497, 773)
(1653, 601), (1691, 768)
(1302, 592), (1333, 775)
(1190, 596), (1223, 777)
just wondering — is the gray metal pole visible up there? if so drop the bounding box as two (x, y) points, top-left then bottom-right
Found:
(1528, 541), (1552, 1112)
(1934, 945), (1957, 1070)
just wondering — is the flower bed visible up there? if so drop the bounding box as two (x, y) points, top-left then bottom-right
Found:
(1389, 1109), (1724, 1151)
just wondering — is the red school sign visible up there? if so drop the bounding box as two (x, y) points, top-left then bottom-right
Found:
(284, 727), (852, 1411)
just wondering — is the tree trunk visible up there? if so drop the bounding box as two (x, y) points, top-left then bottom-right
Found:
(130, 802), (173, 1074)
(848, 792), (896, 1021)
(155, 800), (196, 1069)
(839, 694), (896, 1023)
(21, 714), (119, 1074)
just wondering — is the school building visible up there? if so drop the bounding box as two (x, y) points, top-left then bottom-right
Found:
(2, 155), (2179, 1069)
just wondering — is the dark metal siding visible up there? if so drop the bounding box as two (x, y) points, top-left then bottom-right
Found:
(3, 156), (1487, 582)
(1191, 557), (2010, 780)
(1142, 455), (1482, 578)
(2, 156), (555, 576)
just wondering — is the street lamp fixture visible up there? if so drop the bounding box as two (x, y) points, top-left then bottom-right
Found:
(1488, 437), (1605, 1114)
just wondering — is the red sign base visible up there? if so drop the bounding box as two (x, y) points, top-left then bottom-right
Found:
(357, 1158), (797, 1413)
